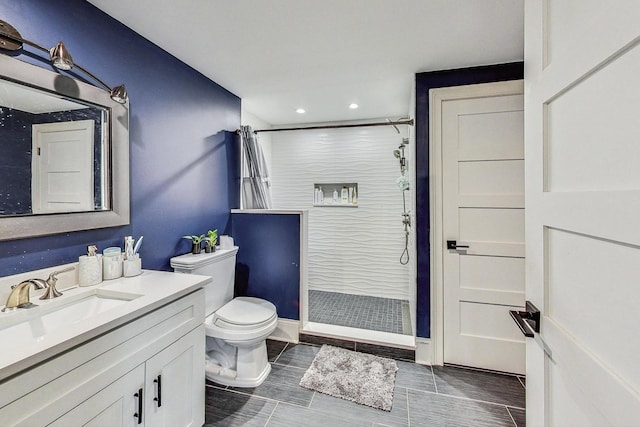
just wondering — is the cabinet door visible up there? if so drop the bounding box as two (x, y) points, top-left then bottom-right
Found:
(144, 326), (205, 427)
(49, 364), (145, 427)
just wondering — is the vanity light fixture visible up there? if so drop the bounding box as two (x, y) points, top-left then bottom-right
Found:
(296, 108), (306, 114)
(349, 103), (359, 109)
(0, 19), (128, 104)
(49, 41), (74, 70)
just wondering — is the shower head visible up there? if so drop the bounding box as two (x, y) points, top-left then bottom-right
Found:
(393, 149), (401, 159)
(401, 137), (409, 146)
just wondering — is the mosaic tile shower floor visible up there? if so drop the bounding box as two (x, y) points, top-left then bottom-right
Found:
(309, 290), (411, 335)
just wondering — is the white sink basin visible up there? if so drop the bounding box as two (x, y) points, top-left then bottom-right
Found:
(0, 288), (142, 345)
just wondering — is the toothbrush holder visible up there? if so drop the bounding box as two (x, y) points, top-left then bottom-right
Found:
(123, 255), (142, 277)
(103, 253), (123, 280)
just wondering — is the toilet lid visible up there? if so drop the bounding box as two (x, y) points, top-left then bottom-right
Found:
(212, 297), (277, 330)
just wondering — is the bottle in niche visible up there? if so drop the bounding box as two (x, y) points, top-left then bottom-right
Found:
(318, 187), (324, 204)
(341, 186), (348, 203)
(332, 188), (339, 203)
(352, 187), (358, 204)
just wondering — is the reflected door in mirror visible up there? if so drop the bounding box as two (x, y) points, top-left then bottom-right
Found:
(32, 120), (94, 213)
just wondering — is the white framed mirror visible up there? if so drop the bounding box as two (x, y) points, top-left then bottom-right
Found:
(0, 55), (129, 240)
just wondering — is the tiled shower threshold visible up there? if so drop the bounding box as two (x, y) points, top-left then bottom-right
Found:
(302, 321), (415, 349)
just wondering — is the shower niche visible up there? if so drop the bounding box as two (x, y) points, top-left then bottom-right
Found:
(313, 183), (358, 207)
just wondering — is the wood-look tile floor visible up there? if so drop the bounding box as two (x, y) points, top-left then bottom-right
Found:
(205, 340), (526, 427)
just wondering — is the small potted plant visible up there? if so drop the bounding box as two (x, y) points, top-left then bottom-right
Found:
(204, 229), (218, 253)
(183, 234), (204, 254)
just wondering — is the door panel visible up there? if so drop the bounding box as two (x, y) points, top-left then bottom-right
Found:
(525, 1), (640, 425)
(546, 44), (640, 192)
(459, 302), (524, 341)
(458, 110), (524, 160)
(547, 229), (640, 385)
(459, 208), (524, 242)
(460, 256), (524, 293)
(441, 84), (525, 374)
(459, 160), (524, 195)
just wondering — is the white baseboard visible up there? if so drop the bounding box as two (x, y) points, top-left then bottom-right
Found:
(268, 318), (299, 343)
(415, 338), (431, 365)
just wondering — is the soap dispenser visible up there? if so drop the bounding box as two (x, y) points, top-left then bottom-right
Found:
(79, 245), (102, 286)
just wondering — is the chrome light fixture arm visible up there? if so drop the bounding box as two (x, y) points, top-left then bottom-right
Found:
(0, 19), (127, 104)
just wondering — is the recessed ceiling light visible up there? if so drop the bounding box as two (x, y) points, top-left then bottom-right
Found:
(349, 103), (359, 109)
(296, 108), (306, 114)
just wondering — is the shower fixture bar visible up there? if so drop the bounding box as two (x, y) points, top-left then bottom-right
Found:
(240, 118), (414, 134)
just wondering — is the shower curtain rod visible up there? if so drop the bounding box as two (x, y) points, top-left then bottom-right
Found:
(236, 118), (414, 134)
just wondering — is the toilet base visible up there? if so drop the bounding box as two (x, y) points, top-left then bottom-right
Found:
(205, 338), (272, 387)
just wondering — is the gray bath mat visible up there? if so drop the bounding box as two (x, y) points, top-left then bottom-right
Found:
(299, 345), (398, 411)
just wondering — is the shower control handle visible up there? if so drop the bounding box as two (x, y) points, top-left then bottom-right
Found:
(446, 240), (469, 250)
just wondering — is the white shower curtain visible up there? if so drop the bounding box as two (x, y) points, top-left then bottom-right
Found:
(240, 125), (272, 209)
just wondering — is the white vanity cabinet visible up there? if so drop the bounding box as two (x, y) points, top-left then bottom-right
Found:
(0, 287), (206, 427)
(50, 326), (204, 427)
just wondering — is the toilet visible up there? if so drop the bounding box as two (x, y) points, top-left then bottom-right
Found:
(170, 246), (278, 387)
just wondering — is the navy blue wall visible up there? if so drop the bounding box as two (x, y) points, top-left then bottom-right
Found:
(0, 0), (241, 276)
(414, 63), (524, 338)
(0, 108), (33, 214)
(231, 213), (300, 320)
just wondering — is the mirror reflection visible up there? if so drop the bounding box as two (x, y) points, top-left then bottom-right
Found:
(0, 78), (108, 216)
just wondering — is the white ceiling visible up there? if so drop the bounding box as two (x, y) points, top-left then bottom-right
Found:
(88, 0), (524, 125)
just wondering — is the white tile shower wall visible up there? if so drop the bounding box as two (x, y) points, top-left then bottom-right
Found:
(270, 125), (413, 301)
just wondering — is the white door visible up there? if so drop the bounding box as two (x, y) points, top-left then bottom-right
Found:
(525, 2), (640, 426)
(432, 81), (525, 374)
(31, 120), (94, 213)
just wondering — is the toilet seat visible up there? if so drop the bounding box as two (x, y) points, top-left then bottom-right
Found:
(212, 297), (277, 330)
(205, 297), (278, 344)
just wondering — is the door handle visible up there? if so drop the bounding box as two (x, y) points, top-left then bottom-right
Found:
(446, 240), (469, 250)
(509, 301), (541, 337)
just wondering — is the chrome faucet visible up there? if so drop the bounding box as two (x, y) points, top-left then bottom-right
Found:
(2, 266), (74, 312)
(2, 278), (47, 311)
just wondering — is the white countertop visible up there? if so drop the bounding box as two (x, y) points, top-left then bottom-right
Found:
(0, 270), (210, 381)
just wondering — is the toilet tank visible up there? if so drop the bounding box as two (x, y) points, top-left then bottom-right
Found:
(170, 246), (239, 316)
